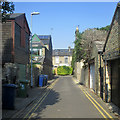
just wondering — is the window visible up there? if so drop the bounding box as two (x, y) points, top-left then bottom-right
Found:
(55, 56), (59, 63)
(64, 56), (68, 63)
(39, 49), (42, 56)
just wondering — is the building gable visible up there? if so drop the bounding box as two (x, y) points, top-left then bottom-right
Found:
(103, 4), (120, 60)
(32, 34), (40, 42)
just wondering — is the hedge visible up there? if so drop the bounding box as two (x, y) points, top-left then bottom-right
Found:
(57, 66), (73, 75)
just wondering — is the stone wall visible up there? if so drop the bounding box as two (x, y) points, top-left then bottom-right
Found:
(74, 61), (86, 85)
(84, 65), (89, 87)
(104, 7), (120, 60)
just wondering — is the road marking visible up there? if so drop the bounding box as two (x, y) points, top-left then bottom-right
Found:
(24, 78), (59, 119)
(72, 78), (114, 119)
(83, 90), (108, 120)
(28, 90), (51, 119)
(84, 90), (113, 119)
(24, 89), (48, 118)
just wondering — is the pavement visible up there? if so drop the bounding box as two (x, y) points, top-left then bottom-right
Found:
(2, 77), (57, 119)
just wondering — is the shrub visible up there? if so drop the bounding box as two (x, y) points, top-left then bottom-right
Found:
(57, 66), (73, 75)
(53, 69), (55, 75)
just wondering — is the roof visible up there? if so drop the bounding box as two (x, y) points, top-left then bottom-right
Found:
(38, 35), (51, 45)
(53, 49), (73, 56)
(7, 13), (31, 34)
(9, 13), (24, 19)
(93, 40), (105, 52)
(103, 3), (120, 52)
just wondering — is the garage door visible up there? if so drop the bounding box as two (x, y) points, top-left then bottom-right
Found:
(111, 59), (120, 108)
(90, 63), (95, 91)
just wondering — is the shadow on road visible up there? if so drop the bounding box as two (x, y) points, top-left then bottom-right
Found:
(30, 88), (60, 118)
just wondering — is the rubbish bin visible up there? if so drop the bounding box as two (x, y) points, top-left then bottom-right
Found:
(39, 75), (44, 87)
(17, 80), (29, 98)
(2, 84), (16, 109)
(44, 75), (48, 86)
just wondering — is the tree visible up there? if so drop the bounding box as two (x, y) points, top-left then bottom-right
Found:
(81, 28), (107, 63)
(72, 28), (107, 67)
(1, 1), (15, 22)
(71, 31), (86, 68)
(96, 25), (110, 32)
(74, 32), (85, 62)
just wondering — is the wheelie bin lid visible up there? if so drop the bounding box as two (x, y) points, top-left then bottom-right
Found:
(19, 80), (29, 83)
(39, 75), (44, 77)
(2, 84), (17, 88)
(44, 75), (48, 77)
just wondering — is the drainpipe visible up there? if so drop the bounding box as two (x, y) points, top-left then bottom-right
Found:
(105, 59), (107, 102)
(99, 52), (102, 99)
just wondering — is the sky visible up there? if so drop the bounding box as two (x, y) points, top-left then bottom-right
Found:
(14, 2), (118, 49)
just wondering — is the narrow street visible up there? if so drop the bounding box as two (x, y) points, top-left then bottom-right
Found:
(17, 76), (116, 119)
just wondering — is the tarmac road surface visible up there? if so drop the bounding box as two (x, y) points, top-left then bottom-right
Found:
(23, 76), (117, 119)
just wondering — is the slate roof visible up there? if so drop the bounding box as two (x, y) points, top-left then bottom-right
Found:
(37, 35), (51, 45)
(53, 49), (73, 56)
(9, 13), (24, 19)
(7, 13), (31, 33)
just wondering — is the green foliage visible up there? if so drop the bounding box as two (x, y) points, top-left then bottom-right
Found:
(71, 50), (76, 69)
(74, 32), (86, 61)
(2, 1), (15, 22)
(32, 64), (37, 68)
(96, 25), (110, 32)
(71, 31), (86, 68)
(57, 66), (73, 75)
(53, 69), (55, 75)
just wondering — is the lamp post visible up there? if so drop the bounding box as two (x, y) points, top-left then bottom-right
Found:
(30, 12), (40, 88)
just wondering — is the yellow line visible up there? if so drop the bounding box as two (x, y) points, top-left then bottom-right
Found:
(84, 90), (114, 119)
(72, 78), (113, 119)
(28, 90), (51, 120)
(83, 90), (108, 120)
(24, 91), (48, 118)
(25, 78), (59, 119)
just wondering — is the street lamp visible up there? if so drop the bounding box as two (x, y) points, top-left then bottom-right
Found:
(30, 11), (40, 88)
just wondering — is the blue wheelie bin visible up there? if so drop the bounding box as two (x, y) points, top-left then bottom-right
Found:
(2, 84), (16, 109)
(39, 75), (44, 87)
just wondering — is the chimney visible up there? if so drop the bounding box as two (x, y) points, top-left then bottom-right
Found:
(68, 46), (71, 52)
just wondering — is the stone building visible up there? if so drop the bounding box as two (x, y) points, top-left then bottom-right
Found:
(2, 13), (30, 83)
(88, 40), (106, 98)
(52, 48), (73, 74)
(74, 26), (107, 99)
(103, 3), (120, 108)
